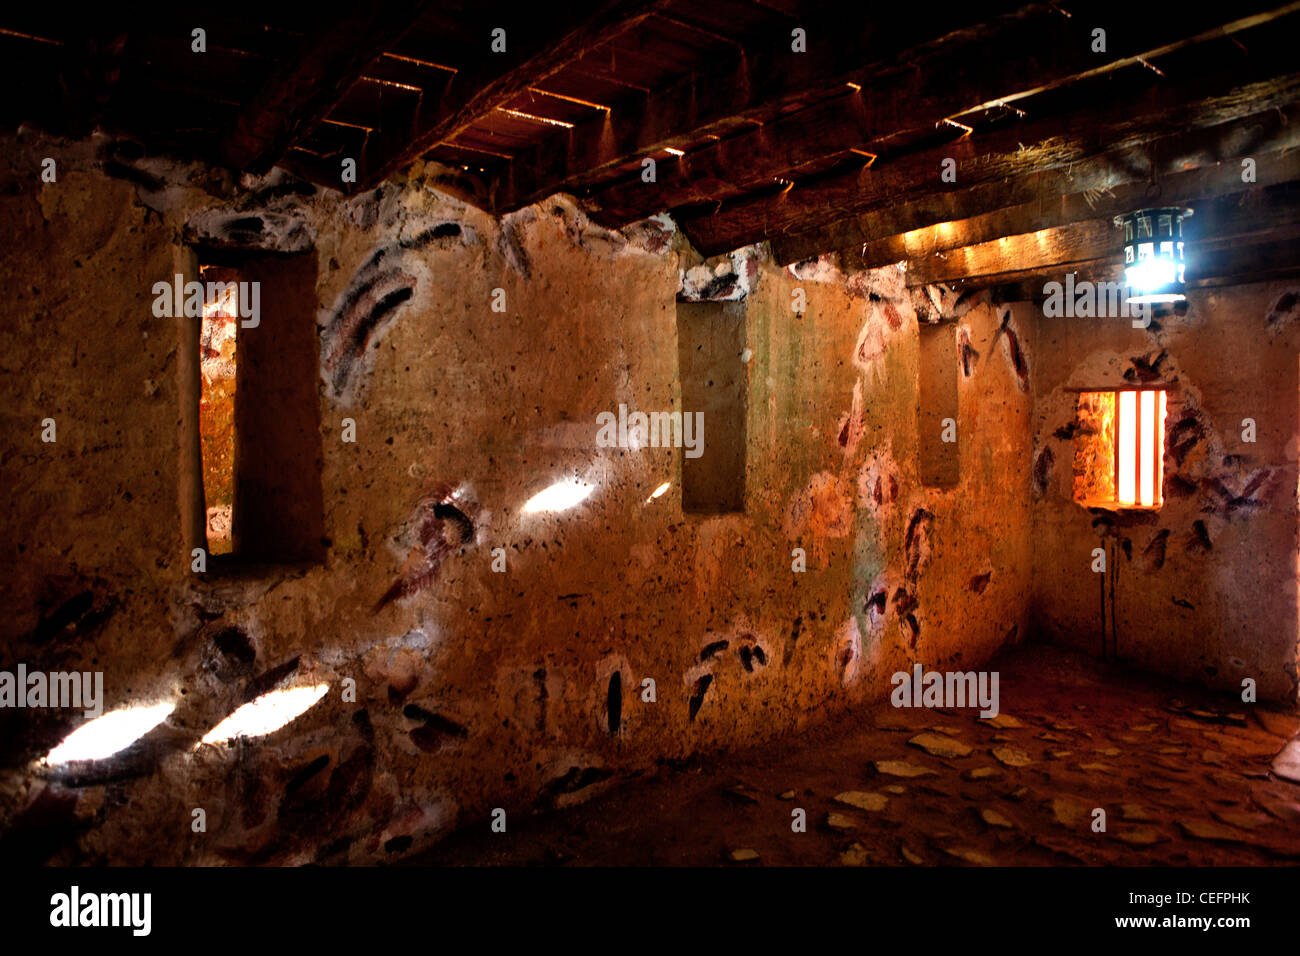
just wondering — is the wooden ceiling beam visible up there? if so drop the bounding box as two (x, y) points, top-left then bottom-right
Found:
(771, 94), (1300, 265)
(489, 3), (1039, 214)
(681, 68), (1300, 258)
(222, 0), (433, 175)
(901, 182), (1300, 287)
(983, 227), (1300, 303)
(584, 1), (1300, 228)
(835, 145), (1300, 272)
(35, 21), (129, 139)
(357, 0), (668, 190)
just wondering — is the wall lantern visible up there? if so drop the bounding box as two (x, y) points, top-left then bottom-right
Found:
(1115, 206), (1192, 304)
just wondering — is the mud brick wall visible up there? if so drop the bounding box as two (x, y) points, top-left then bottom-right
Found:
(1, 129), (1030, 863)
(1030, 283), (1300, 702)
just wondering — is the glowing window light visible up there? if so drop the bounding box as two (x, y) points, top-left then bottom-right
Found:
(1139, 390), (1158, 506)
(44, 701), (176, 765)
(1116, 207), (1192, 304)
(646, 481), (671, 503)
(1115, 389), (1165, 508)
(1117, 390), (1137, 505)
(200, 683), (330, 744)
(1157, 390), (1166, 503)
(521, 478), (595, 514)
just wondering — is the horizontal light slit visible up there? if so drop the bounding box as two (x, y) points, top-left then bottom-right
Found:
(321, 118), (375, 132)
(0, 26), (62, 45)
(382, 52), (456, 72)
(526, 87), (611, 112)
(443, 142), (514, 160)
(496, 107), (574, 129)
(359, 76), (424, 93)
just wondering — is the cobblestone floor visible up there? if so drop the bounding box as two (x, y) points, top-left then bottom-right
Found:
(411, 644), (1300, 866)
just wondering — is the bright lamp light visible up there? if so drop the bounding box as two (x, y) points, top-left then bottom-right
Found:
(1116, 207), (1192, 304)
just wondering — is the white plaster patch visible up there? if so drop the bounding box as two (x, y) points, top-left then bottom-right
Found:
(784, 470), (853, 542)
(183, 208), (316, 253)
(851, 299), (908, 374)
(377, 794), (455, 857)
(837, 378), (866, 456)
(787, 254), (841, 284)
(857, 443), (901, 512)
(678, 245), (761, 300)
(539, 750), (613, 809)
(594, 654), (633, 735)
(836, 616), (864, 687)
(865, 573), (890, 630)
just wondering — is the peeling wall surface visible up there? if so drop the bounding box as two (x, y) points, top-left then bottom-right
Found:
(1030, 285), (1300, 702)
(12, 125), (1284, 866)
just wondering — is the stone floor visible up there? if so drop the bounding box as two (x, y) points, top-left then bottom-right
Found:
(410, 644), (1300, 866)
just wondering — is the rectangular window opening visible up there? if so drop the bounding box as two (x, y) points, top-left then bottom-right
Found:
(199, 264), (239, 554)
(918, 322), (960, 489)
(192, 249), (324, 567)
(676, 300), (746, 514)
(1073, 388), (1166, 510)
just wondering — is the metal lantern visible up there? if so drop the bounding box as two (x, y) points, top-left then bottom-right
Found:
(1115, 206), (1192, 304)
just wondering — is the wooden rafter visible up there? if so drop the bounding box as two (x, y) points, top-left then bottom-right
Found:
(836, 145), (1300, 272)
(901, 182), (1300, 287)
(681, 69), (1300, 258)
(222, 1), (433, 174)
(489, 2), (1036, 214)
(357, 0), (670, 189)
(583, 1), (1300, 229)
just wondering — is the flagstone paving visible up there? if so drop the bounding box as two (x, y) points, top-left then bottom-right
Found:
(409, 645), (1300, 866)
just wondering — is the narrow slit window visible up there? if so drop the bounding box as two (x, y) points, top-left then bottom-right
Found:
(191, 251), (324, 565)
(1073, 389), (1166, 509)
(918, 322), (959, 488)
(676, 300), (746, 514)
(199, 265), (239, 554)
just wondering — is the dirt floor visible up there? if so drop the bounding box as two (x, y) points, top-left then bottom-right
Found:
(406, 644), (1300, 866)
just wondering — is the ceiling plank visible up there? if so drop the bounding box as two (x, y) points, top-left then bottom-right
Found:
(835, 146), (1300, 271)
(490, 3), (1040, 214)
(584, 2), (1300, 227)
(35, 25), (128, 139)
(983, 227), (1300, 302)
(681, 70), (1300, 258)
(223, 0), (433, 174)
(771, 97), (1300, 265)
(902, 182), (1300, 287)
(358, 0), (669, 189)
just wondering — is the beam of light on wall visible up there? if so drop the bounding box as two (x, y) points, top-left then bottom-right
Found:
(200, 683), (330, 745)
(43, 701), (176, 765)
(645, 481), (671, 503)
(522, 478), (596, 514)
